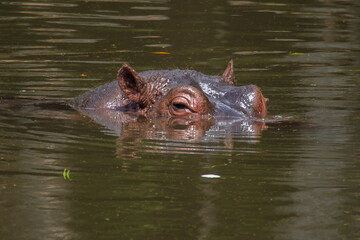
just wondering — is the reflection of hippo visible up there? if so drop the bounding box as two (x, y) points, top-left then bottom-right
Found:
(75, 107), (267, 141)
(70, 60), (267, 119)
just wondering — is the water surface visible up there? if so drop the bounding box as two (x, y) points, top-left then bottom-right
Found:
(0, 0), (359, 239)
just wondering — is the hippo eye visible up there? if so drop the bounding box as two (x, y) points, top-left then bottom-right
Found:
(170, 97), (195, 116)
(172, 103), (188, 111)
(171, 103), (193, 114)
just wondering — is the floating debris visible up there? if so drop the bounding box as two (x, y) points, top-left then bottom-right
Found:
(201, 174), (221, 179)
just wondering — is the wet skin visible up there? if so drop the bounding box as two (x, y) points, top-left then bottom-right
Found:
(70, 60), (268, 120)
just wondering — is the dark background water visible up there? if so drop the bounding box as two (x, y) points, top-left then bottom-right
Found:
(0, 0), (359, 239)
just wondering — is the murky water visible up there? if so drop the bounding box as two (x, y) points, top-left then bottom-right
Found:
(1, 0), (359, 239)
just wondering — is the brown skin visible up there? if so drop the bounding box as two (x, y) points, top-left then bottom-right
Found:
(155, 86), (213, 117)
(252, 86), (268, 118)
(116, 61), (267, 119)
(222, 59), (235, 85)
(118, 65), (163, 110)
(118, 65), (213, 118)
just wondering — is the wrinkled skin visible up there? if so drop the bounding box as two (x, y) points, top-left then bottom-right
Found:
(70, 60), (268, 119)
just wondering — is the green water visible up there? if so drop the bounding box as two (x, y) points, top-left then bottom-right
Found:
(0, 0), (359, 239)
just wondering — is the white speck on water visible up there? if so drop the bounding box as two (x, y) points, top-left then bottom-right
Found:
(201, 174), (221, 179)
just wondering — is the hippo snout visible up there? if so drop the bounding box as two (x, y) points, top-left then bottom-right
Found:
(222, 85), (267, 119)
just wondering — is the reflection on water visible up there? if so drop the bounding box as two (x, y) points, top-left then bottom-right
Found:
(0, 0), (360, 239)
(71, 107), (268, 159)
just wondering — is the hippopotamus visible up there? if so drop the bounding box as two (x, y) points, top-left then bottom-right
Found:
(70, 60), (267, 119)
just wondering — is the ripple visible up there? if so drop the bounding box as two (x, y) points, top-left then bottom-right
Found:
(266, 38), (304, 42)
(47, 20), (127, 28)
(117, 15), (169, 21)
(15, 11), (168, 22)
(2, 1), (78, 8)
(30, 28), (77, 33)
(81, 0), (168, 2)
(133, 35), (162, 39)
(233, 50), (286, 55)
(131, 6), (170, 11)
(0, 45), (55, 50)
(38, 39), (102, 44)
(117, 139), (260, 158)
(145, 44), (172, 48)
(228, 1), (287, 7)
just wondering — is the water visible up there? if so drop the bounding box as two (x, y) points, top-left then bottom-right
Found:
(1, 0), (359, 239)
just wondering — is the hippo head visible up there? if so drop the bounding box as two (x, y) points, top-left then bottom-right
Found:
(71, 61), (267, 120)
(116, 60), (267, 119)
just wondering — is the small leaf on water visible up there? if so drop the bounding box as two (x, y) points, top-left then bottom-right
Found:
(289, 52), (304, 55)
(63, 168), (71, 180)
(152, 51), (171, 55)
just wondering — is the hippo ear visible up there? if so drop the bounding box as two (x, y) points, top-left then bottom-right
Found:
(117, 64), (146, 105)
(222, 60), (235, 85)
